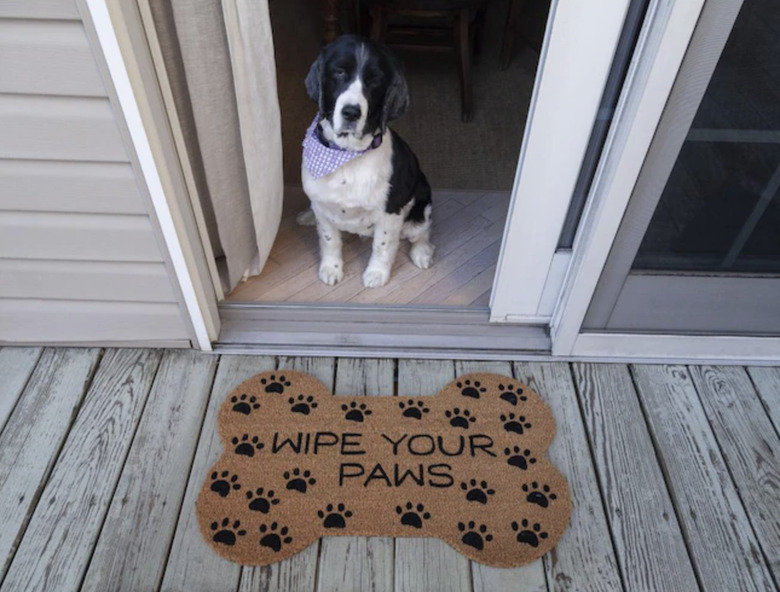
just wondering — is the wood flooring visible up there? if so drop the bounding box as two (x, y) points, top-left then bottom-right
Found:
(1, 347), (779, 591)
(227, 188), (509, 307)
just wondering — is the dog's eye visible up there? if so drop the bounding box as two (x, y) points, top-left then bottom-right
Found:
(333, 68), (347, 80)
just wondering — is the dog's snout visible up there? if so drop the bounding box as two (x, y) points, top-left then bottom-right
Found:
(341, 104), (361, 122)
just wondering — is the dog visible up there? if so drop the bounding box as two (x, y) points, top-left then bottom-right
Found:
(299, 35), (434, 288)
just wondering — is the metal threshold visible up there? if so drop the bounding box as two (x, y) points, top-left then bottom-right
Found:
(215, 302), (551, 359)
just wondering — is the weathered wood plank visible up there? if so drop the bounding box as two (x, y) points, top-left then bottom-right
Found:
(687, 366), (780, 580)
(0, 347), (42, 434)
(746, 366), (780, 435)
(456, 361), (548, 592)
(161, 355), (275, 592)
(316, 358), (395, 592)
(238, 357), (336, 592)
(631, 364), (776, 592)
(0, 348), (100, 580)
(514, 362), (623, 592)
(80, 351), (219, 592)
(0, 0), (80, 19)
(394, 359), (471, 592)
(1, 349), (161, 592)
(572, 364), (698, 592)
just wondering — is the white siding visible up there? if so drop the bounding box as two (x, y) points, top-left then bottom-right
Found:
(0, 4), (191, 345)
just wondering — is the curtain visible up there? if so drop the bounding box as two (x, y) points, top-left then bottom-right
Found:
(148, 0), (283, 292)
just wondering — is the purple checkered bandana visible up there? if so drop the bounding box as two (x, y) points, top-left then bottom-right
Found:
(302, 116), (382, 179)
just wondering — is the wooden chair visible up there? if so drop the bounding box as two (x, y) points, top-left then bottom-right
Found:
(360, 0), (488, 122)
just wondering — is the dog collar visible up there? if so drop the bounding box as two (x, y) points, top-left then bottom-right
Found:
(302, 116), (383, 179)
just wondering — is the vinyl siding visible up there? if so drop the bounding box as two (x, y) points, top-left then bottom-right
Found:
(0, 2), (192, 345)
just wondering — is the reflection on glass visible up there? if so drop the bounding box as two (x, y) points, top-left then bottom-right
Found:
(634, 0), (780, 273)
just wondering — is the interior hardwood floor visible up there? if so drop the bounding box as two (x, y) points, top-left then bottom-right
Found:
(227, 187), (510, 307)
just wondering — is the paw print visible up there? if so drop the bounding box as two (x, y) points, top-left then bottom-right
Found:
(210, 518), (246, 546)
(498, 383), (527, 406)
(341, 401), (372, 422)
(457, 379), (486, 399)
(246, 487), (280, 513)
(288, 394), (318, 415)
(261, 374), (291, 394)
(460, 479), (495, 504)
(232, 434), (264, 457)
(504, 446), (536, 470)
(395, 502), (431, 528)
(457, 521), (493, 551)
(284, 468), (316, 493)
(445, 407), (476, 429)
(259, 522), (293, 552)
(512, 519), (549, 548)
(500, 412), (532, 435)
(398, 399), (430, 420)
(209, 470), (241, 497)
(230, 393), (259, 415)
(318, 503), (353, 528)
(522, 482), (557, 508)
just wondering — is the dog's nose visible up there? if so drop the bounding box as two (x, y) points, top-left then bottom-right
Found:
(341, 105), (361, 122)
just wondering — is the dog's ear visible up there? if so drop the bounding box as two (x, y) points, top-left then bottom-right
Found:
(381, 56), (409, 130)
(305, 54), (323, 107)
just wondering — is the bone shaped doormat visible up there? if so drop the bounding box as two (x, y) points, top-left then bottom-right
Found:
(196, 371), (571, 567)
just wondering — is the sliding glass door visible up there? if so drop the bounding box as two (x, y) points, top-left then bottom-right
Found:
(584, 0), (780, 335)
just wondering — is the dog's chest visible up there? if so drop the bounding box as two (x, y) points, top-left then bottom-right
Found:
(302, 135), (393, 236)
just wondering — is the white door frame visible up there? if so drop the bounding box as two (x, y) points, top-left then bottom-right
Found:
(550, 0), (780, 361)
(489, 0), (631, 323)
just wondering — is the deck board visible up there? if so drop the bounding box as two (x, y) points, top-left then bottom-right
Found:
(0, 350), (778, 592)
(2, 349), (161, 592)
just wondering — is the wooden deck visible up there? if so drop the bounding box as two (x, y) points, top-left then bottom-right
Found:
(0, 347), (778, 592)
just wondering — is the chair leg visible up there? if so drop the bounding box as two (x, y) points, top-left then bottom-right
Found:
(455, 9), (472, 122)
(370, 7), (387, 42)
(500, 0), (525, 70)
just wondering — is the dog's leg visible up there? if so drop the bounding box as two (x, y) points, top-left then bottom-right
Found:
(363, 213), (404, 288)
(409, 228), (434, 270)
(316, 217), (344, 285)
(296, 208), (317, 226)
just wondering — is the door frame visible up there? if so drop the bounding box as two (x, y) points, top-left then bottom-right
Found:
(551, 0), (780, 360)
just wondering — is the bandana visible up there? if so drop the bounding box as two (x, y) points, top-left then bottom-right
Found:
(302, 116), (383, 179)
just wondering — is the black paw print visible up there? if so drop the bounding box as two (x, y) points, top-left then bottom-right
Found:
(460, 479), (495, 504)
(318, 503), (353, 528)
(457, 379), (486, 399)
(288, 394), (318, 415)
(210, 470), (241, 497)
(498, 383), (527, 406)
(501, 412), (532, 435)
(446, 407), (476, 429)
(231, 393), (259, 415)
(398, 399), (430, 420)
(210, 518), (246, 546)
(284, 468), (316, 493)
(395, 502), (431, 528)
(504, 446), (536, 470)
(512, 519), (549, 548)
(522, 482), (557, 508)
(259, 522), (293, 552)
(261, 374), (291, 394)
(458, 521), (493, 551)
(342, 401), (372, 422)
(232, 434), (264, 457)
(246, 487), (280, 513)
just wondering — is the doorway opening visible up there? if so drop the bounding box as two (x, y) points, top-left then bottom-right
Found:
(225, 0), (549, 307)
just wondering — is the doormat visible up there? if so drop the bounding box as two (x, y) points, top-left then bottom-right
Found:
(196, 371), (571, 567)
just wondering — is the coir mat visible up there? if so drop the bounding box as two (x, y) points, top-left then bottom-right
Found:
(196, 370), (571, 567)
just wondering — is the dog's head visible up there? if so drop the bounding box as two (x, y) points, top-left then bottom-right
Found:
(305, 35), (409, 151)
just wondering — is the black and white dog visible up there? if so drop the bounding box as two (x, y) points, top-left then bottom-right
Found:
(299, 35), (434, 288)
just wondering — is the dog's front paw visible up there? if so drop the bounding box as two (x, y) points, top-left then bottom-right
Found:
(363, 267), (390, 288)
(410, 241), (434, 270)
(319, 262), (344, 285)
